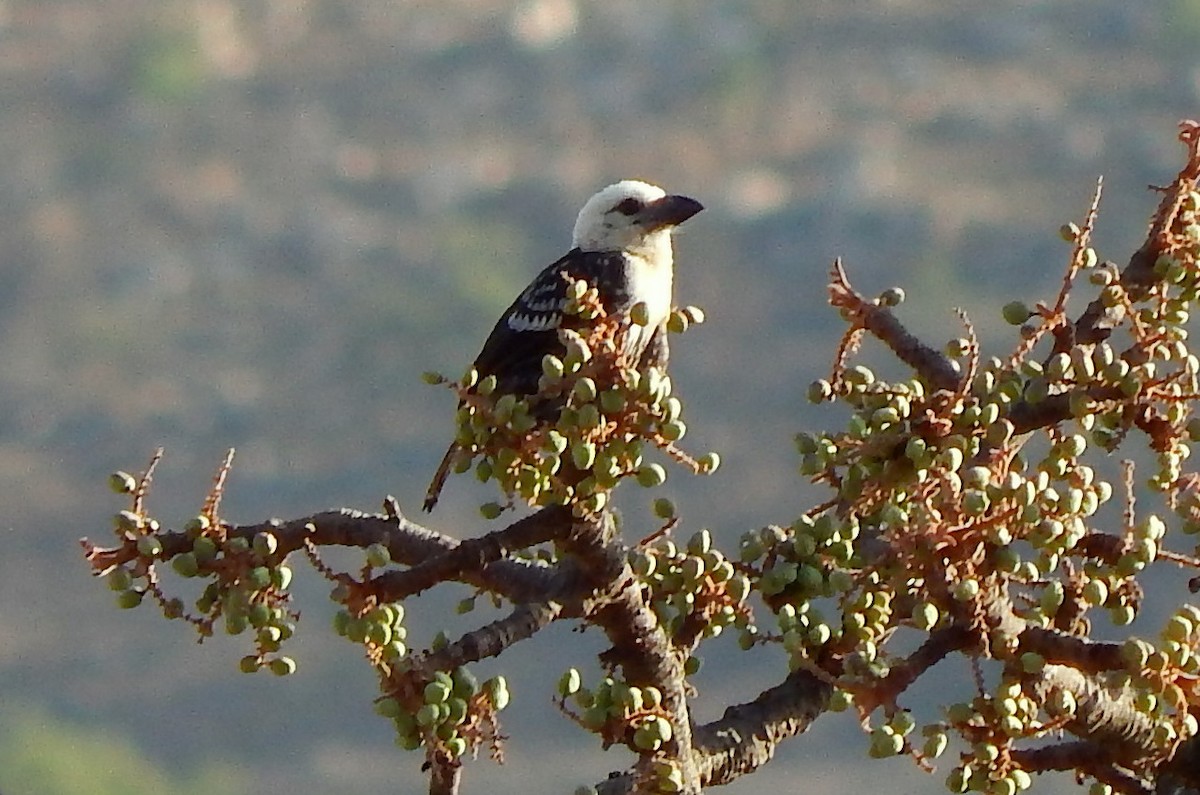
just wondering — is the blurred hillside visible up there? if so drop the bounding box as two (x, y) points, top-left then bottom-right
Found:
(3, 1), (1199, 793)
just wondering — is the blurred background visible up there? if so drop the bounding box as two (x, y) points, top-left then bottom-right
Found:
(4, 1), (1199, 793)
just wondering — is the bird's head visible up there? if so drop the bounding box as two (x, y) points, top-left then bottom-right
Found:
(571, 180), (704, 256)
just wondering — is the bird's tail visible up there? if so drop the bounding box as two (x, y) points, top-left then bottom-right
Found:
(423, 443), (458, 511)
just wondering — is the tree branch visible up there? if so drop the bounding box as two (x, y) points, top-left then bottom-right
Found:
(692, 669), (833, 787)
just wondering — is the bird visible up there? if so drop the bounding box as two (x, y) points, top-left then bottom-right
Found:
(423, 179), (703, 511)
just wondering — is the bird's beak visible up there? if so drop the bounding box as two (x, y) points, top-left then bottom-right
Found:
(640, 194), (704, 231)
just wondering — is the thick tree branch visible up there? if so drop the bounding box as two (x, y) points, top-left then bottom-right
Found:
(691, 669), (833, 787)
(369, 506), (573, 601)
(559, 513), (700, 793)
(1028, 664), (1160, 761)
(424, 602), (563, 671)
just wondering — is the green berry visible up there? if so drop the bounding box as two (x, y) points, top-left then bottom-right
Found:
(557, 669), (582, 698)
(599, 389), (626, 414)
(247, 602), (272, 628)
(636, 463), (667, 488)
(375, 697), (402, 718)
(1120, 639), (1152, 670)
(807, 380), (834, 403)
(630, 301), (651, 326)
(107, 566), (134, 591)
(486, 676), (510, 710)
(633, 723), (662, 751)
(225, 613), (248, 636)
(424, 681), (452, 704)
(652, 497), (676, 519)
(661, 420), (687, 441)
(184, 515), (212, 535)
(912, 602), (939, 631)
(246, 566), (271, 590)
(953, 579), (980, 601)
(868, 727), (904, 757)
(271, 565), (293, 591)
(192, 536), (218, 563)
(573, 377), (598, 403)
(1059, 222), (1081, 241)
(169, 554), (196, 578)
(445, 697), (469, 726)
(108, 471), (138, 495)
(571, 441), (597, 470)
(451, 667), (479, 699)
(252, 532), (279, 558)
(366, 543), (391, 568)
(116, 589), (144, 609)
(686, 528), (711, 555)
(268, 657), (296, 676)
(135, 535), (162, 558)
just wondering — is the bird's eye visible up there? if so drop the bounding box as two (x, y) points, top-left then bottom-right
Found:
(613, 197), (643, 216)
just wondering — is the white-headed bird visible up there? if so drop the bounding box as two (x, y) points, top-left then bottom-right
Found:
(424, 180), (703, 511)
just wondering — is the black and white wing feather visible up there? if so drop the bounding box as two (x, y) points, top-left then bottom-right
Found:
(472, 247), (634, 396)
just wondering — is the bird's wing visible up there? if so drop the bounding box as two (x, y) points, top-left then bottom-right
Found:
(472, 248), (628, 395)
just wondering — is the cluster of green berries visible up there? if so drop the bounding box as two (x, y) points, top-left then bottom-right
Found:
(934, 665), (1196, 794)
(325, 542), (509, 759)
(944, 757), (1033, 795)
(180, 522), (296, 673)
(104, 471), (166, 610)
(942, 679), (1043, 780)
(104, 470), (298, 675)
(426, 290), (717, 517)
(738, 520), (883, 668)
(106, 511), (164, 610)
(375, 666), (507, 759)
(332, 597), (409, 665)
(1007, 212), (1200, 488)
(790, 202), (1200, 786)
(790, 358), (1183, 772)
(325, 544), (411, 665)
(629, 528), (752, 643)
(558, 669), (674, 755)
(865, 709), (920, 759)
(1110, 606), (1200, 736)
(747, 516), (858, 595)
(1155, 603), (1200, 676)
(796, 348), (1168, 612)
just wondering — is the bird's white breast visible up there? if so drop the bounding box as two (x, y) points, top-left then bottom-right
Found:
(624, 240), (674, 355)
